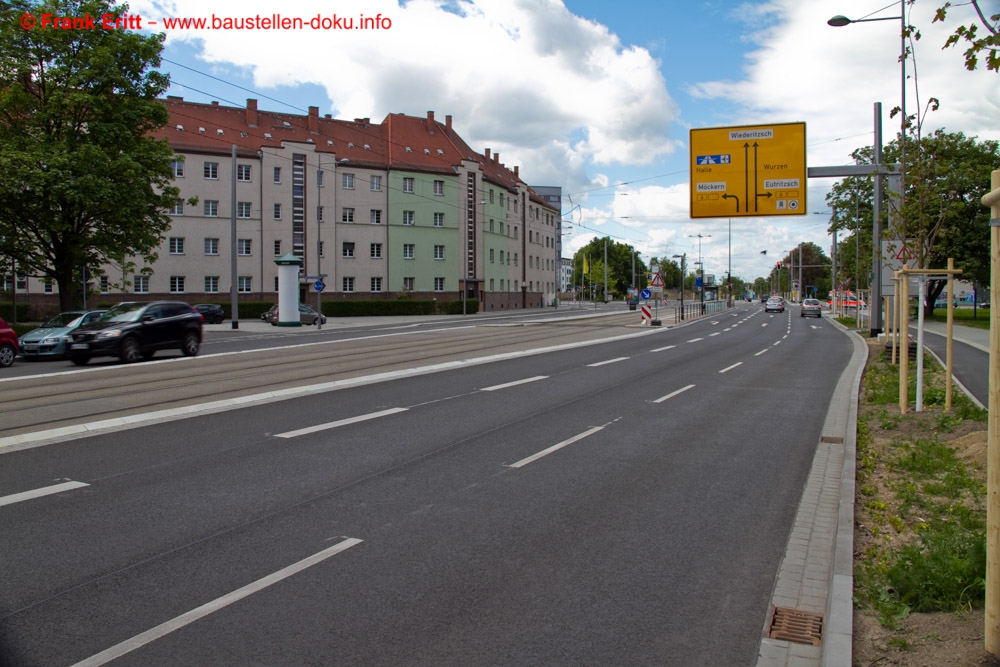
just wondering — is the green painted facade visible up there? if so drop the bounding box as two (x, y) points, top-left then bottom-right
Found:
(387, 170), (460, 294)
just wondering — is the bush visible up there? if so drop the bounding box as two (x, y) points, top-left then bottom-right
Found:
(0, 301), (31, 322)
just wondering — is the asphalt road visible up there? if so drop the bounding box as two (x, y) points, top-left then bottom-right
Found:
(0, 304), (853, 666)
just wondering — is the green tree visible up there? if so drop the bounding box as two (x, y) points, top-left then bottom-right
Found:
(934, 2), (999, 72)
(572, 237), (647, 297)
(826, 131), (998, 311)
(0, 0), (178, 310)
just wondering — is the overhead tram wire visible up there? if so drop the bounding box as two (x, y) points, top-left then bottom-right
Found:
(161, 58), (311, 114)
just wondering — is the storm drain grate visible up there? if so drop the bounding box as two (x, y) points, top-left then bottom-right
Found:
(767, 606), (824, 645)
(820, 435), (844, 444)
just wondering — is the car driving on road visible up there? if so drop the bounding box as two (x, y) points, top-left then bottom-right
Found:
(19, 310), (106, 360)
(764, 297), (785, 313)
(262, 303), (327, 326)
(800, 298), (822, 318)
(67, 301), (203, 365)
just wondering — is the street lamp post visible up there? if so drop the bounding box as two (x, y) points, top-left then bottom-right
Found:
(672, 254), (686, 320)
(689, 233), (709, 313)
(829, 0), (907, 336)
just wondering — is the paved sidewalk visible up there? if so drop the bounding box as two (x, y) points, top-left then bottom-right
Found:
(756, 319), (868, 667)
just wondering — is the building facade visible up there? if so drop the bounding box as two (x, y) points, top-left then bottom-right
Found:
(13, 99), (562, 314)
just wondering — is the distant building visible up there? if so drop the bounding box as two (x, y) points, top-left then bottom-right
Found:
(17, 99), (561, 313)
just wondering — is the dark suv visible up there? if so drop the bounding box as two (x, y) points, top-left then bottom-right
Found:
(67, 301), (203, 365)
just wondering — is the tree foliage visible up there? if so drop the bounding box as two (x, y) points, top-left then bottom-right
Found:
(570, 237), (648, 298)
(0, 0), (177, 309)
(825, 131), (998, 310)
(934, 1), (1000, 72)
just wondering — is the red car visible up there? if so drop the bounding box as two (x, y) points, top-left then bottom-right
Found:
(0, 316), (18, 367)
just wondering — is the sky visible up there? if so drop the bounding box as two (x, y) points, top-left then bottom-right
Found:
(126, 0), (999, 283)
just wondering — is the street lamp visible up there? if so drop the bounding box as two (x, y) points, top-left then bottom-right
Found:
(672, 254), (686, 320)
(689, 233), (710, 313)
(829, 0), (907, 335)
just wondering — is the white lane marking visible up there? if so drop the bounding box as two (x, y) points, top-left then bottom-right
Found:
(71, 538), (363, 667)
(686, 338), (704, 343)
(719, 362), (743, 374)
(587, 357), (629, 367)
(709, 332), (721, 337)
(761, 323), (768, 327)
(653, 384), (696, 404)
(650, 345), (676, 352)
(0, 481), (89, 507)
(274, 407), (408, 439)
(755, 349), (770, 356)
(481, 376), (548, 392)
(507, 425), (605, 469)
(773, 340), (782, 346)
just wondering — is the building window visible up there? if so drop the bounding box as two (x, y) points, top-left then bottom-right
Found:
(342, 208), (354, 223)
(316, 170), (324, 187)
(203, 200), (219, 217)
(402, 276), (414, 291)
(370, 175), (381, 191)
(273, 240), (281, 256)
(403, 243), (414, 259)
(433, 180), (444, 195)
(370, 209), (381, 224)
(402, 210), (414, 225)
(370, 243), (382, 259)
(499, 250), (505, 264)
(170, 160), (184, 178)
(205, 276), (219, 293)
(273, 166), (281, 183)
(434, 245), (444, 260)
(204, 238), (219, 255)
(341, 173), (354, 189)
(169, 199), (184, 215)
(343, 277), (355, 292)
(168, 237), (184, 254)
(489, 278), (494, 291)
(238, 276), (252, 293)
(237, 202), (251, 218)
(489, 189), (495, 204)
(169, 276), (185, 293)
(434, 277), (444, 292)
(403, 177), (414, 193)
(489, 248), (494, 263)
(99, 276), (109, 293)
(434, 212), (444, 227)
(204, 162), (218, 179)
(343, 242), (355, 258)
(238, 239), (252, 256)
(237, 164), (251, 182)
(316, 205), (324, 222)
(273, 276), (279, 291)
(513, 253), (517, 266)
(370, 277), (383, 292)
(44, 279), (53, 293)
(134, 275), (149, 293)
(318, 241), (325, 257)
(273, 203), (281, 220)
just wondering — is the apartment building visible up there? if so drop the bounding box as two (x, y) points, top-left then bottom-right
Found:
(14, 99), (562, 313)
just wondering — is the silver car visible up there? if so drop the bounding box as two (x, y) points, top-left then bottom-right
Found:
(20, 310), (106, 359)
(764, 297), (785, 313)
(800, 298), (822, 318)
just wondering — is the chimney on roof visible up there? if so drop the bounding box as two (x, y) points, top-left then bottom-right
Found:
(484, 148), (491, 161)
(246, 99), (258, 127)
(493, 152), (499, 164)
(211, 101), (219, 106)
(445, 115), (452, 130)
(167, 95), (183, 101)
(514, 166), (519, 178)
(426, 111), (435, 133)
(308, 106), (319, 133)
(325, 114), (332, 119)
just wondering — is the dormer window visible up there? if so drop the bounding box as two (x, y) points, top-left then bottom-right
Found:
(424, 148), (430, 154)
(327, 140), (333, 146)
(282, 121), (291, 128)
(363, 144), (370, 150)
(175, 124), (184, 131)
(405, 146), (412, 152)
(264, 132), (272, 139)
(198, 127), (206, 133)
(348, 142), (354, 148)
(216, 129), (224, 135)
(436, 149), (444, 155)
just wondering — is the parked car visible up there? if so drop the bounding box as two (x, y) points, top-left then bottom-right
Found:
(764, 297), (785, 313)
(800, 298), (822, 318)
(263, 303), (327, 326)
(67, 301), (203, 365)
(19, 310), (106, 360)
(193, 303), (225, 324)
(0, 317), (18, 368)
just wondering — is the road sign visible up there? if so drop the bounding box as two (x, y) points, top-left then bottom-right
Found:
(640, 288), (652, 300)
(641, 305), (652, 321)
(314, 280), (325, 292)
(689, 122), (807, 219)
(650, 273), (665, 288)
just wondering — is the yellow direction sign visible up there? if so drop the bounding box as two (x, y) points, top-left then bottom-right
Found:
(689, 122), (807, 219)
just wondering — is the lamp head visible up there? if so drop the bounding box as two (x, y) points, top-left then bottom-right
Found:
(828, 15), (852, 27)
